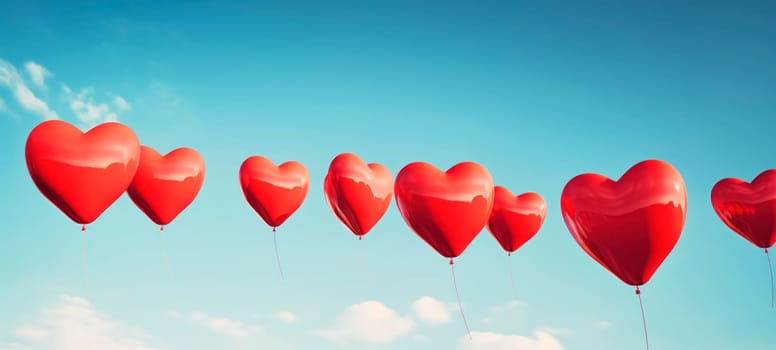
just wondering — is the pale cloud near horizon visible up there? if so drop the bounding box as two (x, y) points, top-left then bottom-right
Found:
(411, 296), (454, 325)
(24, 61), (52, 88)
(0, 59), (57, 119)
(490, 299), (527, 314)
(309, 301), (414, 344)
(1, 295), (163, 350)
(459, 330), (564, 350)
(1, 296), (567, 350)
(168, 310), (263, 338)
(273, 311), (296, 324)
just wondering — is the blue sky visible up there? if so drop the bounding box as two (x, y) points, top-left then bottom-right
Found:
(1, 0), (775, 349)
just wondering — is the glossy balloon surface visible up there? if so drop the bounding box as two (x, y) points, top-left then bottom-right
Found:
(711, 169), (776, 249)
(560, 159), (687, 286)
(395, 161), (494, 259)
(25, 120), (141, 225)
(127, 146), (206, 226)
(239, 156), (309, 228)
(324, 153), (393, 237)
(487, 186), (546, 254)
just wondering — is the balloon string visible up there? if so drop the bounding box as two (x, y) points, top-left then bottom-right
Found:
(450, 259), (472, 340)
(273, 227), (284, 281)
(81, 229), (90, 302)
(636, 286), (649, 350)
(508, 252), (517, 300)
(360, 236), (369, 280)
(160, 229), (172, 283)
(766, 248), (774, 308)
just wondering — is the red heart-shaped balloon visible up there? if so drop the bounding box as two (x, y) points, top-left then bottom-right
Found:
(711, 169), (776, 249)
(25, 120), (141, 225)
(127, 146), (206, 228)
(324, 153), (393, 238)
(487, 186), (546, 254)
(395, 161), (495, 259)
(239, 156), (309, 228)
(560, 159), (687, 286)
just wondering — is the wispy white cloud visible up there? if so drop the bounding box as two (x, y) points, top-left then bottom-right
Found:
(273, 311), (296, 324)
(309, 301), (414, 344)
(412, 296), (454, 325)
(0, 58), (57, 119)
(114, 96), (131, 111)
(168, 311), (263, 338)
(3, 295), (163, 350)
(24, 61), (52, 88)
(62, 85), (123, 127)
(490, 299), (527, 314)
(459, 330), (564, 350)
(0, 57), (134, 126)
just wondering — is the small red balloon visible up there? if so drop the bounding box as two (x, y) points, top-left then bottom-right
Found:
(394, 161), (495, 259)
(560, 159), (687, 286)
(127, 146), (206, 227)
(25, 120), (141, 225)
(711, 169), (776, 249)
(239, 156), (309, 228)
(487, 186), (546, 254)
(324, 153), (393, 238)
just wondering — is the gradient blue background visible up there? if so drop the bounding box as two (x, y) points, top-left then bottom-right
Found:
(1, 0), (775, 349)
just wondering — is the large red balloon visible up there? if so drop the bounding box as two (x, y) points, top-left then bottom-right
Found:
(394, 161), (495, 259)
(560, 159), (687, 286)
(25, 120), (141, 225)
(711, 169), (776, 249)
(127, 146), (206, 228)
(487, 186), (546, 254)
(324, 153), (393, 238)
(239, 156), (309, 228)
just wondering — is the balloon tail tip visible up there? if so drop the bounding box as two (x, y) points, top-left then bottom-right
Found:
(160, 225), (164, 232)
(81, 225), (86, 232)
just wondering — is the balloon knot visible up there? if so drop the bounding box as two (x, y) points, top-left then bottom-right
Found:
(449, 258), (454, 265)
(160, 225), (164, 232)
(766, 248), (769, 254)
(508, 252), (512, 257)
(635, 286), (641, 295)
(272, 227), (277, 233)
(81, 225), (86, 232)
(358, 236), (362, 241)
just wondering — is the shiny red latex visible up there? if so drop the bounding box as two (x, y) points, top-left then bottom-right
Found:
(560, 159), (687, 286)
(127, 146), (205, 227)
(487, 186), (546, 254)
(711, 169), (776, 249)
(25, 120), (141, 225)
(239, 156), (309, 228)
(324, 153), (393, 238)
(394, 161), (495, 259)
